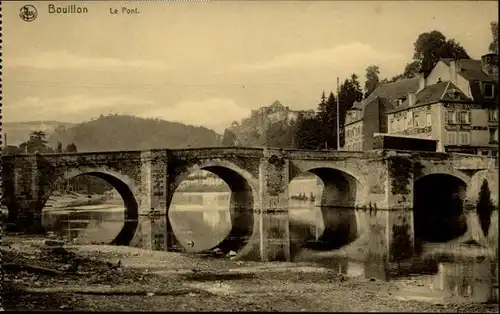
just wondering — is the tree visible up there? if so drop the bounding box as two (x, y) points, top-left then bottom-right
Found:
(221, 129), (238, 146)
(294, 115), (325, 150)
(489, 21), (499, 55)
(402, 60), (422, 79)
(364, 65), (380, 98)
(477, 179), (495, 236)
(19, 130), (53, 153)
(56, 141), (63, 153)
(316, 91), (326, 115)
(387, 31), (470, 82)
(413, 30), (470, 75)
(317, 91), (339, 149)
(65, 142), (78, 153)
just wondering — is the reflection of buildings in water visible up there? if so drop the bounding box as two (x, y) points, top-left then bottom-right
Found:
(289, 177), (323, 201)
(178, 172), (227, 191)
(430, 260), (498, 303)
(203, 210), (231, 229)
(42, 209), (125, 243)
(171, 192), (230, 206)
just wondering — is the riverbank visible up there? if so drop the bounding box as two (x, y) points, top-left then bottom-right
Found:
(44, 192), (122, 210)
(1, 235), (498, 312)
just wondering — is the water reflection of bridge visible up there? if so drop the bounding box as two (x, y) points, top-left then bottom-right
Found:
(2, 147), (497, 263)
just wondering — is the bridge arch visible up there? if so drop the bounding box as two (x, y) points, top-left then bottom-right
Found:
(171, 160), (259, 254)
(414, 164), (471, 186)
(413, 172), (468, 243)
(41, 166), (139, 246)
(288, 165), (365, 251)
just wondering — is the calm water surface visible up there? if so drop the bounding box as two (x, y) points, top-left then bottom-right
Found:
(42, 187), (498, 303)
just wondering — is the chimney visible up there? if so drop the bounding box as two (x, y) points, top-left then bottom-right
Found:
(417, 72), (426, 92)
(481, 53), (499, 75)
(408, 92), (416, 107)
(449, 59), (458, 84)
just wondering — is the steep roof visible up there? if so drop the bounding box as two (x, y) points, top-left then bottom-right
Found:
(356, 77), (420, 112)
(441, 58), (498, 82)
(346, 78), (420, 124)
(368, 78), (419, 104)
(386, 81), (471, 114)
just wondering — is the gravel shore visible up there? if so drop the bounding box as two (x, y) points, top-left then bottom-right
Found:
(1, 235), (498, 312)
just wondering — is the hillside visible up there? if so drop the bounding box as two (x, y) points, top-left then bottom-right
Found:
(2, 121), (76, 146)
(46, 115), (222, 152)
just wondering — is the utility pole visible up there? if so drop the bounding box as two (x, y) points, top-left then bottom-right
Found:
(336, 77), (341, 150)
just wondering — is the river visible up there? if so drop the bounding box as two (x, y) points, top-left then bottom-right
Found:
(41, 179), (498, 303)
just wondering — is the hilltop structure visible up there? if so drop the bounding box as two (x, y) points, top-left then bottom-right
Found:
(227, 100), (315, 146)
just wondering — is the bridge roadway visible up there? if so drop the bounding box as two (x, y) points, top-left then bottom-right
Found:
(1, 147), (496, 262)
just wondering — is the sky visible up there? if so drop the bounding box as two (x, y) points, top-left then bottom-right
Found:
(3, 1), (498, 133)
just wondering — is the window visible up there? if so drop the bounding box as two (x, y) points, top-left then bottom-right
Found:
(447, 132), (456, 145)
(446, 111), (457, 124)
(488, 108), (498, 121)
(490, 128), (498, 143)
(407, 112), (414, 128)
(484, 83), (495, 99)
(426, 113), (432, 126)
(458, 111), (471, 124)
(414, 114), (420, 127)
(459, 132), (470, 145)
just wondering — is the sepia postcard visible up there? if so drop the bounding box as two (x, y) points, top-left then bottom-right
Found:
(1, 1), (499, 311)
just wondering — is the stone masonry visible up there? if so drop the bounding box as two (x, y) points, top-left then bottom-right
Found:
(1, 148), (496, 262)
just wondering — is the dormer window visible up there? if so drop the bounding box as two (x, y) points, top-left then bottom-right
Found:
(484, 83), (495, 99)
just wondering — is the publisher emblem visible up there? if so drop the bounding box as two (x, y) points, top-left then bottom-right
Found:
(20, 4), (37, 22)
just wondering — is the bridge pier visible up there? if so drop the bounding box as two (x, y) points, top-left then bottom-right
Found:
(385, 157), (415, 263)
(257, 149), (291, 262)
(3, 155), (45, 233)
(130, 150), (170, 250)
(355, 156), (415, 279)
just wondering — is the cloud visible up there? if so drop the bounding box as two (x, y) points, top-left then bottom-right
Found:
(140, 98), (250, 133)
(6, 50), (166, 71)
(6, 95), (249, 133)
(231, 42), (405, 73)
(5, 94), (157, 122)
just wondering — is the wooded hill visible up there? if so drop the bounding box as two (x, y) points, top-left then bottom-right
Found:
(46, 114), (222, 152)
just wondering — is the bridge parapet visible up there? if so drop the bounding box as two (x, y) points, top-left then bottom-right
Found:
(449, 154), (496, 170)
(285, 149), (368, 160)
(171, 147), (265, 159)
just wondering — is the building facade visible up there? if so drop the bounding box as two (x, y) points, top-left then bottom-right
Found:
(386, 53), (499, 157)
(344, 53), (498, 158)
(344, 78), (420, 151)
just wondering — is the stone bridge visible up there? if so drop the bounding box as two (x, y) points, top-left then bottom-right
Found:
(1, 148), (497, 262)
